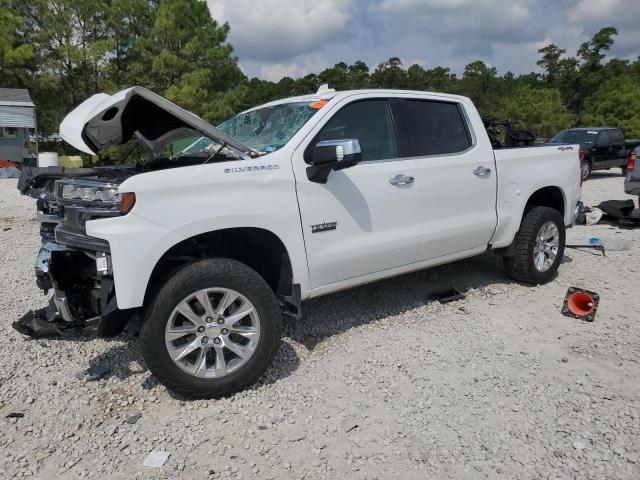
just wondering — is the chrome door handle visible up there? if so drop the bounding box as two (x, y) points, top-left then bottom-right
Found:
(473, 166), (491, 177)
(389, 174), (414, 186)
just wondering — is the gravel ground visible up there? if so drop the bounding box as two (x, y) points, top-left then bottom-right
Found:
(1, 170), (639, 480)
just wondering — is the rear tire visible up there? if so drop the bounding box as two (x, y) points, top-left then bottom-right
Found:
(503, 206), (565, 285)
(140, 258), (282, 398)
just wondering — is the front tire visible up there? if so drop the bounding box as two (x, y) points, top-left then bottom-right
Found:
(140, 258), (282, 398)
(503, 206), (565, 285)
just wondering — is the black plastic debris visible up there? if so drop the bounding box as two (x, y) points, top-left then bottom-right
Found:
(565, 244), (606, 256)
(75, 364), (111, 381)
(429, 288), (466, 304)
(5, 412), (24, 419)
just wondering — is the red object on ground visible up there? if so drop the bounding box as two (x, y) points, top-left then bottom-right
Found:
(562, 287), (599, 322)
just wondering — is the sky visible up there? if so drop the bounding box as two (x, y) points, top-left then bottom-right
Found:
(206, 0), (640, 81)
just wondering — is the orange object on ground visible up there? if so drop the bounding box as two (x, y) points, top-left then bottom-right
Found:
(0, 160), (17, 168)
(561, 287), (599, 321)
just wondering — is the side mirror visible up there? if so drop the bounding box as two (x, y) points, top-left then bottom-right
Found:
(306, 139), (362, 183)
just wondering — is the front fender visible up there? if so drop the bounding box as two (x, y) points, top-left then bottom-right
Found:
(88, 157), (309, 308)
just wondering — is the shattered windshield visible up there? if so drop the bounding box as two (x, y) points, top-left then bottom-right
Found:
(178, 101), (324, 156)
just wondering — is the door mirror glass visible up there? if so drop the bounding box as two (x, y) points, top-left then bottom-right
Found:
(307, 139), (362, 183)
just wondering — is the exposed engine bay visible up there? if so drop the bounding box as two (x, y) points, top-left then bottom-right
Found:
(14, 152), (242, 338)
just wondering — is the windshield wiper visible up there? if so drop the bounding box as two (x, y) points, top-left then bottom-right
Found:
(203, 141), (227, 164)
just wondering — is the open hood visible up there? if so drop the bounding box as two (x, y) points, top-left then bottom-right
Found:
(59, 86), (253, 155)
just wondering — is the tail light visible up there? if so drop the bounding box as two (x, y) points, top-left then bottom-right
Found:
(628, 148), (637, 174)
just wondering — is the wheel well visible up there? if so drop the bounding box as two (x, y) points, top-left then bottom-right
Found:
(524, 186), (565, 218)
(144, 228), (294, 305)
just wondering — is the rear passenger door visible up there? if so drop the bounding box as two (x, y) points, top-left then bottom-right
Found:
(609, 130), (627, 167)
(594, 130), (612, 168)
(395, 97), (498, 261)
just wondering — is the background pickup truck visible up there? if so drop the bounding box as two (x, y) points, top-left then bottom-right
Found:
(549, 127), (632, 180)
(17, 86), (581, 397)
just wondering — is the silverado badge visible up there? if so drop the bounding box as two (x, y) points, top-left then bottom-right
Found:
(311, 222), (337, 233)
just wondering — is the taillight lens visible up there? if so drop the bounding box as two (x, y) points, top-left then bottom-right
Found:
(628, 149), (637, 173)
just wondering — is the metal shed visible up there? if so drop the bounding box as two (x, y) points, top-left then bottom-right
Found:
(0, 88), (37, 164)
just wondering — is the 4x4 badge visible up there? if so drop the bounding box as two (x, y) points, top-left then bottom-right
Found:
(311, 222), (337, 233)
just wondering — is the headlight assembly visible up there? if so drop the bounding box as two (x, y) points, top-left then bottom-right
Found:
(60, 182), (122, 204)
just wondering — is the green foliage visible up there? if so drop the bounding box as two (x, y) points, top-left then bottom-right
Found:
(0, 3), (636, 149)
(497, 86), (575, 138)
(582, 75), (640, 137)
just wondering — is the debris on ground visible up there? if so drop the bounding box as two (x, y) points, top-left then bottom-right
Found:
(143, 451), (170, 468)
(587, 236), (630, 251)
(562, 287), (599, 322)
(573, 441), (587, 450)
(74, 364), (111, 381)
(428, 288), (466, 304)
(565, 243), (606, 256)
(5, 412), (24, 419)
(0, 163), (20, 179)
(126, 413), (142, 425)
(577, 199), (640, 228)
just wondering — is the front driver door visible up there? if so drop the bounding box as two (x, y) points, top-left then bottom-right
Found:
(292, 97), (420, 290)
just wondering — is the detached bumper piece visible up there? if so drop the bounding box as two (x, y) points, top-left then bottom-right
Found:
(13, 241), (134, 339)
(12, 295), (99, 338)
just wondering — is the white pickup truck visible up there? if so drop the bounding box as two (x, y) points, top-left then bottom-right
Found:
(17, 86), (581, 397)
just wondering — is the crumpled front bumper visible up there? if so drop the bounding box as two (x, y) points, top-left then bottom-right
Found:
(13, 240), (132, 338)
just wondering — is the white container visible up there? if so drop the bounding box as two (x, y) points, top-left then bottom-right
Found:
(38, 152), (59, 167)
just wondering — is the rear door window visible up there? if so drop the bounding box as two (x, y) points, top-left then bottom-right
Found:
(597, 131), (611, 146)
(398, 100), (471, 156)
(610, 130), (624, 146)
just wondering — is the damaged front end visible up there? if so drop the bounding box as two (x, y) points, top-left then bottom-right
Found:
(15, 173), (137, 338)
(15, 86), (255, 338)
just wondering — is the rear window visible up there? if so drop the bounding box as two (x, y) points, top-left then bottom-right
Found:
(399, 100), (471, 156)
(550, 130), (598, 146)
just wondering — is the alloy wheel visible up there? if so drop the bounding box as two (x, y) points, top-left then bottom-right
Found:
(164, 288), (260, 378)
(533, 221), (559, 272)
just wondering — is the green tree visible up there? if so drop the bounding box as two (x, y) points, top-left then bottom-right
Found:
(458, 61), (499, 116)
(144, 0), (244, 124)
(497, 86), (575, 138)
(581, 75), (640, 137)
(536, 44), (566, 85)
(103, 0), (157, 89)
(370, 57), (407, 88)
(0, 6), (35, 86)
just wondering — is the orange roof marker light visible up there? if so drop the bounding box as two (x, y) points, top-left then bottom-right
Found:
(309, 99), (328, 109)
